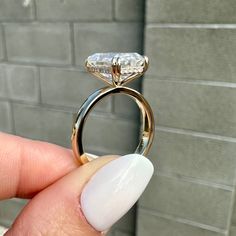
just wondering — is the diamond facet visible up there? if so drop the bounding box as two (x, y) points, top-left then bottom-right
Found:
(86, 53), (147, 85)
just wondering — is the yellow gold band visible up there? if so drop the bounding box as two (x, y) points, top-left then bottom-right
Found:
(71, 85), (155, 164)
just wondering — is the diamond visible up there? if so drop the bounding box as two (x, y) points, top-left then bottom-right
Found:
(86, 53), (147, 85)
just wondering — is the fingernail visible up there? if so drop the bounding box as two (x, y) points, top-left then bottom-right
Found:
(80, 154), (154, 231)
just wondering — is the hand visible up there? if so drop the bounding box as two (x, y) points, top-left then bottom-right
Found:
(0, 132), (153, 235)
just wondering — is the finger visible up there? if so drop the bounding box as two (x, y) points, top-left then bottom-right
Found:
(6, 154), (154, 235)
(0, 132), (78, 199)
(6, 156), (116, 236)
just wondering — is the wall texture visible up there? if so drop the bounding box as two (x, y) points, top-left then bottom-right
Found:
(0, 0), (144, 235)
(1, 1), (236, 236)
(138, 0), (236, 236)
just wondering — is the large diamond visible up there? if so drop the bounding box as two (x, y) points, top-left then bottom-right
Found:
(86, 53), (146, 84)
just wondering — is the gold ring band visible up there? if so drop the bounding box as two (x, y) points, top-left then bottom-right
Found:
(71, 53), (155, 164)
(71, 85), (155, 164)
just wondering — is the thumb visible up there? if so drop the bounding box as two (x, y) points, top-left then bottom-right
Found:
(6, 154), (154, 236)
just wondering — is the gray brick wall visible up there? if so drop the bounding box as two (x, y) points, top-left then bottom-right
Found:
(36, 0), (113, 21)
(1, 1), (236, 236)
(139, 1), (236, 236)
(0, 1), (143, 235)
(146, 0), (236, 24)
(146, 27), (236, 83)
(5, 23), (72, 65)
(0, 0), (34, 21)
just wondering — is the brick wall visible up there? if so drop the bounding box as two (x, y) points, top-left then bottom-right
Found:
(138, 1), (236, 236)
(1, 1), (236, 236)
(0, 1), (144, 235)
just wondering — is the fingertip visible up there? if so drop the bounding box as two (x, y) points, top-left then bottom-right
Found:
(81, 154), (153, 231)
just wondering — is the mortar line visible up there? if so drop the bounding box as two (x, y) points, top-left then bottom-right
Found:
(0, 61), (85, 71)
(226, 188), (236, 232)
(156, 126), (236, 143)
(32, 0), (37, 20)
(1, 24), (8, 62)
(148, 23), (236, 29)
(144, 77), (236, 88)
(9, 101), (16, 135)
(37, 66), (42, 104)
(0, 19), (141, 24)
(139, 207), (228, 235)
(0, 61), (85, 70)
(69, 22), (76, 66)
(155, 171), (234, 191)
(112, 0), (116, 21)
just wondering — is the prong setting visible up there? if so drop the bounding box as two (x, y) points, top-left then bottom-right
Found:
(85, 53), (149, 87)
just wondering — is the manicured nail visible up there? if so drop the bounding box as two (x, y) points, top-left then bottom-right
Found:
(80, 154), (154, 231)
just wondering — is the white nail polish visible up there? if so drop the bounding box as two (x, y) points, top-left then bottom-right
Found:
(80, 154), (154, 231)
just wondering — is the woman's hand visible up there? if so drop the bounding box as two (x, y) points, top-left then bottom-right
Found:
(0, 132), (153, 235)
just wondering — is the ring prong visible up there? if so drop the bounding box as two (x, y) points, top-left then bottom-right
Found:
(112, 56), (121, 86)
(143, 56), (149, 73)
(85, 59), (89, 70)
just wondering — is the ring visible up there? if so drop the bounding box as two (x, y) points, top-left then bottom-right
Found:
(71, 53), (155, 164)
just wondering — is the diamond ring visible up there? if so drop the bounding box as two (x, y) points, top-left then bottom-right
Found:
(71, 53), (155, 164)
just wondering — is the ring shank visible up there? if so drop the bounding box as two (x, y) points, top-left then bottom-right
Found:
(71, 86), (155, 164)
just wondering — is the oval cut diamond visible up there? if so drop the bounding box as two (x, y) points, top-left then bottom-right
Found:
(86, 53), (146, 84)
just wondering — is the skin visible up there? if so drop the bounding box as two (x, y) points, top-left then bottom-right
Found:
(0, 132), (117, 236)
